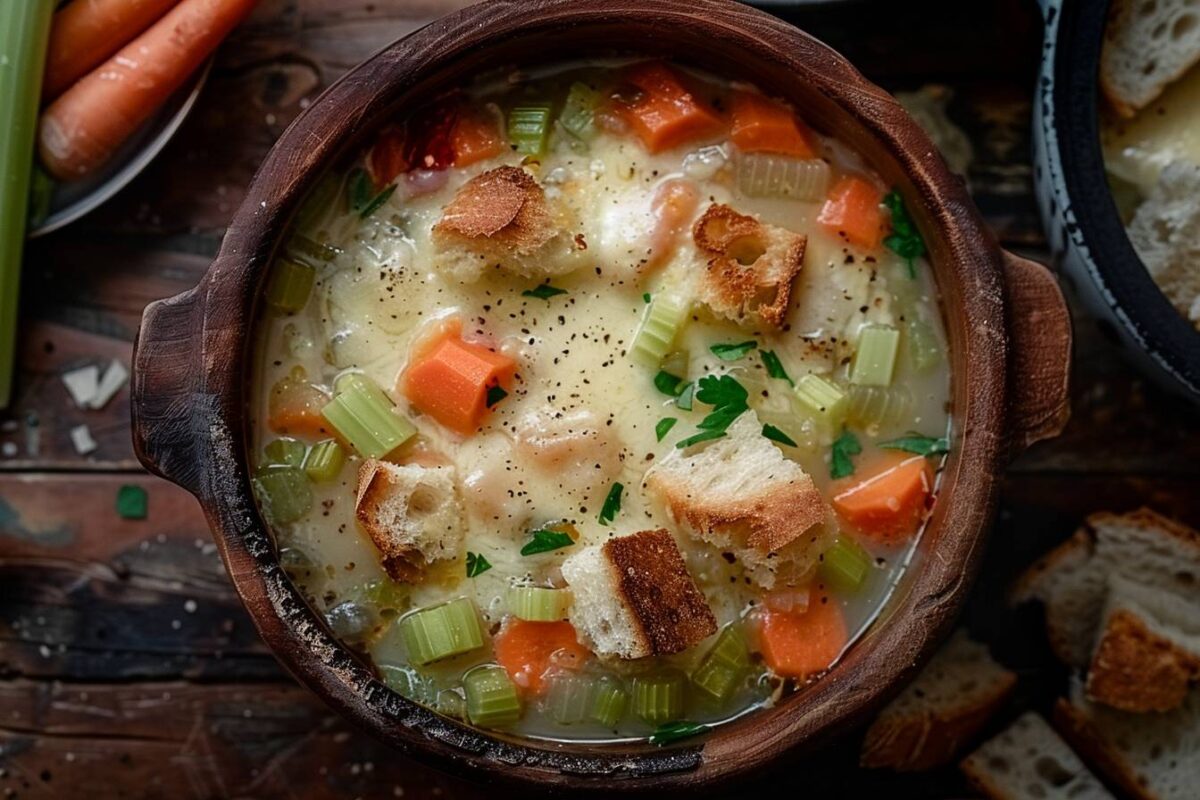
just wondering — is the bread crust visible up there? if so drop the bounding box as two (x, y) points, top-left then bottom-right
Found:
(355, 459), (462, 582)
(692, 203), (806, 328)
(1086, 609), (1200, 713)
(1052, 699), (1152, 800)
(603, 529), (717, 656)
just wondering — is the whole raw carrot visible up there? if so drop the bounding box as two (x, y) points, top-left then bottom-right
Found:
(38, 0), (259, 181)
(42, 0), (181, 103)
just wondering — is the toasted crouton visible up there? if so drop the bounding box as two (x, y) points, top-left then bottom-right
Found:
(645, 412), (831, 589)
(432, 166), (583, 282)
(961, 712), (1115, 800)
(355, 458), (464, 582)
(691, 203), (806, 328)
(560, 529), (717, 659)
(861, 630), (1017, 772)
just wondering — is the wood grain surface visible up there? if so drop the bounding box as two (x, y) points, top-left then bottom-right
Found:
(1, 0), (1197, 798)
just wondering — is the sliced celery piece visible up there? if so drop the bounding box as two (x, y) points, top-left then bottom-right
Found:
(905, 318), (942, 374)
(264, 437), (307, 468)
(507, 586), (570, 622)
(736, 153), (831, 201)
(691, 625), (750, 703)
(507, 104), (553, 156)
(253, 465), (313, 525)
(303, 439), (345, 483)
(321, 374), (416, 459)
(546, 673), (593, 724)
(632, 672), (685, 726)
(398, 597), (485, 666)
(820, 535), (873, 592)
(849, 325), (901, 387)
(265, 258), (316, 313)
(846, 383), (913, 430)
(590, 676), (628, 728)
(630, 294), (691, 368)
(287, 233), (342, 267)
(793, 374), (848, 434)
(464, 664), (522, 728)
(437, 689), (466, 719)
(379, 664), (437, 705)
(560, 82), (600, 141)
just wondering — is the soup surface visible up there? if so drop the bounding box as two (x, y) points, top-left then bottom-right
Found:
(250, 58), (951, 743)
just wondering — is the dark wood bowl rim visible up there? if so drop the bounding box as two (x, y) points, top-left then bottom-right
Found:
(131, 0), (1028, 791)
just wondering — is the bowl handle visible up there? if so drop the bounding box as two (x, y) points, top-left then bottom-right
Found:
(131, 283), (212, 496)
(1000, 250), (1072, 457)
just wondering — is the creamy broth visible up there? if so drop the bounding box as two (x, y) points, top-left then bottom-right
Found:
(250, 59), (951, 742)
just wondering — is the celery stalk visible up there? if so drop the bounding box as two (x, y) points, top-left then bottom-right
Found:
(820, 535), (873, 592)
(507, 105), (553, 156)
(691, 625), (750, 703)
(632, 672), (685, 725)
(849, 325), (901, 387)
(399, 597), (485, 666)
(464, 664), (522, 727)
(303, 439), (345, 483)
(630, 294), (691, 368)
(590, 676), (628, 727)
(0, 1), (54, 408)
(507, 586), (570, 622)
(321, 374), (416, 458)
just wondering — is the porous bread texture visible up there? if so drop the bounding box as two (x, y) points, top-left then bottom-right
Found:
(645, 412), (831, 589)
(1055, 680), (1200, 800)
(432, 165), (585, 282)
(960, 711), (1115, 800)
(691, 203), (806, 329)
(1100, 0), (1200, 117)
(560, 528), (717, 660)
(355, 458), (464, 582)
(1126, 160), (1200, 330)
(861, 630), (1017, 771)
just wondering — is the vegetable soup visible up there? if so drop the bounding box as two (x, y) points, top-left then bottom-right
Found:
(250, 59), (951, 743)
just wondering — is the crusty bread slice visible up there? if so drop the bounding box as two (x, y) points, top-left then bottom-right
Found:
(432, 165), (584, 282)
(1100, 0), (1200, 117)
(1055, 680), (1200, 800)
(1085, 574), (1200, 712)
(960, 711), (1115, 800)
(861, 630), (1017, 771)
(560, 528), (717, 659)
(1126, 161), (1200, 330)
(645, 412), (831, 589)
(1012, 508), (1200, 670)
(691, 203), (806, 329)
(355, 459), (464, 582)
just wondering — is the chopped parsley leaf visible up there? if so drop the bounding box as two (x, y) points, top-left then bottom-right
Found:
(674, 381), (695, 410)
(598, 482), (624, 526)
(694, 373), (749, 410)
(675, 429), (727, 449)
(883, 190), (926, 278)
(359, 184), (397, 219)
(830, 429), (862, 479)
(642, 292), (652, 303)
(760, 350), (793, 386)
(465, 551), (492, 577)
(709, 340), (757, 361)
(521, 529), (575, 556)
(879, 433), (950, 456)
(655, 417), (678, 441)
(485, 385), (507, 408)
(522, 283), (568, 301)
(654, 370), (684, 396)
(649, 721), (711, 746)
(116, 484), (148, 520)
(762, 424), (797, 447)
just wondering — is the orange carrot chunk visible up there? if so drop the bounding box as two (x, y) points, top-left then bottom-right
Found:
(759, 588), (848, 680)
(729, 91), (816, 158)
(492, 618), (589, 695)
(267, 372), (332, 439)
(401, 330), (516, 436)
(451, 109), (507, 167)
(816, 175), (886, 251)
(832, 452), (933, 542)
(616, 62), (724, 154)
(39, 0), (260, 181)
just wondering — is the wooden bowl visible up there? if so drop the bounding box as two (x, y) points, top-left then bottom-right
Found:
(130, 0), (1072, 792)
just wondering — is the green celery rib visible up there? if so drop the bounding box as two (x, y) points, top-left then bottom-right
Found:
(253, 465), (313, 525)
(691, 625), (750, 703)
(464, 664), (522, 727)
(303, 439), (345, 483)
(398, 597), (484, 666)
(820, 534), (873, 592)
(507, 104), (553, 156)
(632, 672), (684, 725)
(321, 374), (416, 458)
(590, 676), (628, 727)
(507, 586), (569, 621)
(265, 258), (316, 313)
(0, 1), (54, 408)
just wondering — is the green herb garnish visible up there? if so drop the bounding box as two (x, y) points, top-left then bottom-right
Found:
(709, 341), (757, 361)
(674, 381), (695, 411)
(649, 721), (711, 746)
(521, 529), (575, 556)
(883, 190), (926, 278)
(598, 482), (624, 526)
(347, 168), (374, 211)
(879, 433), (950, 457)
(642, 292), (652, 303)
(695, 373), (749, 413)
(762, 424), (797, 447)
(675, 429), (727, 449)
(656, 417), (678, 442)
(522, 283), (568, 301)
(760, 350), (793, 386)
(485, 385), (507, 408)
(830, 429), (862, 479)
(116, 485), (148, 520)
(466, 551), (492, 577)
(359, 184), (397, 219)
(654, 370), (684, 396)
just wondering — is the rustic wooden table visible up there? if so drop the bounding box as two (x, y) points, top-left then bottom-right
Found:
(2, 1), (1197, 797)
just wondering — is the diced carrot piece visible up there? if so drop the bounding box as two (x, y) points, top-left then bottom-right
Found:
(401, 327), (516, 436)
(492, 618), (589, 695)
(267, 373), (332, 439)
(817, 175), (886, 250)
(832, 452), (933, 542)
(758, 588), (848, 680)
(368, 125), (409, 186)
(451, 109), (506, 167)
(729, 91), (816, 158)
(616, 63), (724, 153)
